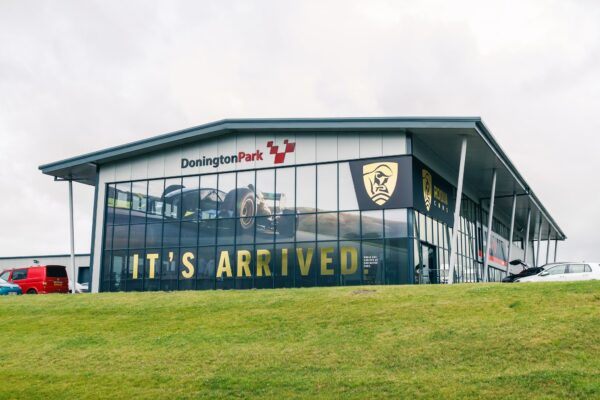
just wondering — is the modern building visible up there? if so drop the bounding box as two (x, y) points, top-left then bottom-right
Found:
(39, 118), (566, 293)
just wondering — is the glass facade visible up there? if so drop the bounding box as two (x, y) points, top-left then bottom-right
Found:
(101, 161), (410, 292)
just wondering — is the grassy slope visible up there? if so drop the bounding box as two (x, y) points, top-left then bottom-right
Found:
(1, 282), (599, 399)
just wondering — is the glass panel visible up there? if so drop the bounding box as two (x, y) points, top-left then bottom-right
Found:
(218, 173), (236, 218)
(112, 225), (129, 250)
(274, 243), (295, 288)
(317, 164), (337, 212)
(180, 221), (199, 247)
(384, 209), (407, 238)
(254, 244), (274, 289)
(317, 241), (338, 287)
(338, 162), (359, 211)
(179, 248), (196, 290)
(145, 222), (162, 248)
(237, 218), (255, 244)
(197, 246), (216, 290)
(275, 214), (295, 242)
(163, 178), (182, 220)
(317, 212), (338, 241)
(128, 224), (146, 249)
(276, 167), (295, 214)
(215, 246), (235, 289)
(144, 249), (161, 291)
(127, 250), (144, 291)
(130, 181), (148, 224)
(256, 169), (274, 217)
(362, 210), (384, 239)
(113, 182), (132, 225)
(110, 251), (127, 292)
(104, 225), (113, 250)
(199, 175), (219, 220)
(295, 243), (317, 287)
(296, 214), (316, 242)
(181, 176), (200, 220)
(339, 211), (360, 240)
(362, 240), (384, 285)
(385, 238), (410, 284)
(568, 264), (586, 274)
(340, 241), (361, 285)
(296, 165), (316, 213)
(198, 219), (217, 246)
(217, 219), (235, 245)
(147, 179), (165, 219)
(237, 170), (256, 218)
(162, 221), (180, 248)
(106, 184), (117, 226)
(161, 248), (179, 291)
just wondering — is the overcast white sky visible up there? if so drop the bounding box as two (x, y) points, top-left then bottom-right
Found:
(1, 0), (599, 262)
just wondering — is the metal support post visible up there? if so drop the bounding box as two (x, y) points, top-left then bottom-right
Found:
(523, 207), (531, 265)
(535, 219), (542, 267)
(554, 239), (558, 262)
(545, 226), (551, 265)
(506, 192), (517, 274)
(482, 169), (497, 282)
(448, 136), (468, 284)
(68, 179), (76, 294)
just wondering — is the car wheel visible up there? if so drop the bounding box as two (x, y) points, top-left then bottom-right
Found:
(27, 289), (38, 294)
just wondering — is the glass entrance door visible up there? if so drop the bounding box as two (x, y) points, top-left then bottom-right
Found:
(417, 242), (438, 284)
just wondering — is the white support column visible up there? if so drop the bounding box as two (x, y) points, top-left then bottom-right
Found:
(535, 219), (543, 267)
(448, 136), (468, 284)
(523, 207), (531, 265)
(68, 179), (76, 294)
(506, 192), (517, 274)
(545, 226), (551, 265)
(482, 169), (497, 282)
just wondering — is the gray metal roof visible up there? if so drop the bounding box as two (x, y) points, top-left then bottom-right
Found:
(38, 117), (566, 240)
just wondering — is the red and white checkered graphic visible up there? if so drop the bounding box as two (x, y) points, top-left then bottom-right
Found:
(267, 140), (296, 164)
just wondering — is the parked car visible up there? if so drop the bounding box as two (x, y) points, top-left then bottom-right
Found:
(0, 277), (22, 296)
(69, 281), (90, 293)
(502, 260), (544, 283)
(0, 265), (69, 294)
(515, 262), (600, 283)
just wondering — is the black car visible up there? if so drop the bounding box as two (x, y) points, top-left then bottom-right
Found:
(502, 259), (544, 282)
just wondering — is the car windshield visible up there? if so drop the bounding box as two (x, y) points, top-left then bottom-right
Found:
(0, 278), (8, 284)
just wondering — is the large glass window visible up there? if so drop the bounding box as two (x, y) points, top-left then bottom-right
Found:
(101, 159), (418, 292)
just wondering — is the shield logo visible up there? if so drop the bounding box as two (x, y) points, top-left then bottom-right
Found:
(422, 169), (432, 211)
(362, 162), (398, 206)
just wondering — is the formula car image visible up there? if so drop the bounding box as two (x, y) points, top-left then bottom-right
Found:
(108, 182), (296, 249)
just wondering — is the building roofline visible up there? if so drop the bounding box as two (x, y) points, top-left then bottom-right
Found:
(0, 253), (90, 260)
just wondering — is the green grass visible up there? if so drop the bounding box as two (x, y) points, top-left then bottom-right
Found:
(1, 282), (600, 399)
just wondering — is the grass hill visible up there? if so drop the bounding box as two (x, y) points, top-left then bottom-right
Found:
(1, 282), (599, 399)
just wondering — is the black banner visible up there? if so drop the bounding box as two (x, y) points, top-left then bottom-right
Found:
(349, 156), (413, 210)
(412, 157), (455, 226)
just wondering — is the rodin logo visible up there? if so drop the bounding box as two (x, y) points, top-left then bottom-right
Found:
(181, 139), (296, 169)
(422, 169), (432, 211)
(362, 162), (398, 206)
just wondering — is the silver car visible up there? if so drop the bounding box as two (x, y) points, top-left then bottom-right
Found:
(515, 262), (600, 283)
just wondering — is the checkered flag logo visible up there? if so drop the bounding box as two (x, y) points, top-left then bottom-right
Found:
(267, 140), (296, 164)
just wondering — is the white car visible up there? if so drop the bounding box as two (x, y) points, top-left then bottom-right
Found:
(515, 262), (600, 283)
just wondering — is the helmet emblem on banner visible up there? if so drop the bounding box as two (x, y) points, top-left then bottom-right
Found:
(422, 169), (432, 211)
(362, 162), (398, 205)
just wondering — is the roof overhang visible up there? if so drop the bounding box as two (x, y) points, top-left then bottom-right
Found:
(39, 117), (566, 240)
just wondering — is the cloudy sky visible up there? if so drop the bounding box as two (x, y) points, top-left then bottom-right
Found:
(1, 0), (598, 261)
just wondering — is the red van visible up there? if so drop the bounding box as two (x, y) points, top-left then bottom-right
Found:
(0, 265), (69, 294)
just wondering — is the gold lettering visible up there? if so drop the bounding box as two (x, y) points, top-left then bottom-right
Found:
(132, 254), (139, 279)
(237, 250), (252, 277)
(216, 251), (233, 278)
(341, 246), (358, 275)
(181, 251), (195, 279)
(281, 248), (288, 276)
(320, 247), (334, 275)
(256, 249), (272, 277)
(146, 253), (159, 279)
(296, 247), (314, 276)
